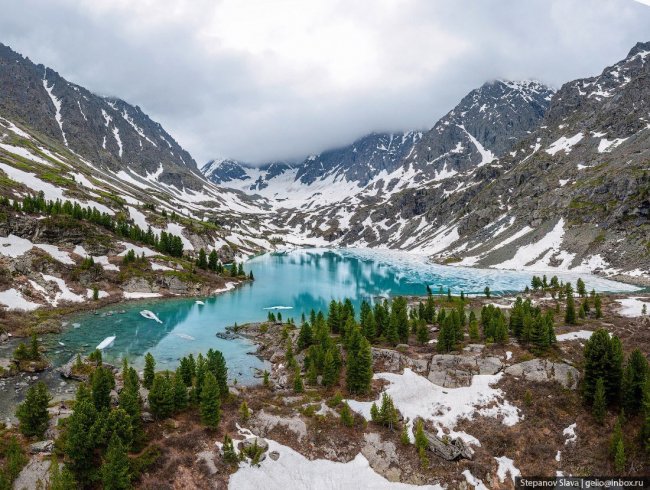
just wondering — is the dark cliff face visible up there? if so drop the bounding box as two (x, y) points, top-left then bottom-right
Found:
(0, 43), (201, 190)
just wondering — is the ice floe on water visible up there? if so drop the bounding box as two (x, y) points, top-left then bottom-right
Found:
(347, 368), (520, 445)
(325, 248), (639, 293)
(263, 305), (293, 310)
(140, 310), (163, 323)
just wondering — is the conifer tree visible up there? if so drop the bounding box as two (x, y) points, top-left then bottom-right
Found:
(565, 292), (576, 325)
(16, 381), (50, 438)
(346, 337), (373, 395)
(200, 372), (221, 428)
(614, 438), (626, 472)
(118, 375), (143, 447)
(484, 286), (490, 298)
(416, 321), (429, 344)
(610, 415), (624, 458)
(222, 434), (238, 465)
(593, 378), (606, 424)
(583, 329), (623, 405)
(237, 263), (245, 276)
(293, 366), (304, 393)
(622, 349), (649, 414)
(91, 366), (115, 411)
(197, 248), (208, 269)
(143, 352), (155, 389)
(149, 374), (174, 419)
(208, 249), (218, 271)
(370, 402), (379, 422)
(173, 368), (188, 412)
(49, 455), (77, 490)
(65, 393), (98, 482)
(576, 278), (586, 297)
(340, 402), (354, 427)
(468, 320), (480, 341)
(101, 435), (131, 490)
(414, 419), (429, 469)
(239, 401), (250, 422)
(297, 322), (313, 350)
(206, 349), (229, 399)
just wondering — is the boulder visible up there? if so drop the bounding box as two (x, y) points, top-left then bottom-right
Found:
(427, 354), (503, 388)
(423, 431), (472, 461)
(240, 436), (269, 453)
(29, 440), (54, 454)
(504, 359), (580, 389)
(269, 450), (280, 461)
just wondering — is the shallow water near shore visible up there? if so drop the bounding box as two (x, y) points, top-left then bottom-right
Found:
(38, 248), (640, 381)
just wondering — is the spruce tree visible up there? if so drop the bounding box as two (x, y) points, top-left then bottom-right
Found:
(565, 293), (576, 325)
(297, 322), (313, 350)
(340, 402), (354, 427)
(239, 401), (250, 422)
(222, 434), (238, 465)
(16, 381), (50, 438)
(594, 294), (603, 318)
(65, 394), (98, 482)
(91, 366), (115, 411)
(200, 372), (221, 428)
(148, 374), (174, 419)
(101, 435), (131, 490)
(293, 367), (304, 393)
(610, 415), (624, 458)
(622, 349), (649, 414)
(593, 377), (606, 424)
(206, 349), (229, 399)
(49, 455), (77, 490)
(346, 337), (373, 395)
(143, 352), (155, 389)
(614, 438), (626, 472)
(322, 349), (339, 387)
(416, 321), (429, 344)
(172, 368), (188, 412)
(197, 248), (208, 269)
(208, 249), (218, 271)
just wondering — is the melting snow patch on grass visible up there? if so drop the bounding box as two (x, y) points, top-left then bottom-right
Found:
(563, 423), (577, 445)
(229, 437), (443, 490)
(462, 470), (488, 490)
(616, 297), (650, 317)
(556, 330), (593, 342)
(0, 288), (42, 311)
(495, 456), (521, 483)
(346, 368), (520, 445)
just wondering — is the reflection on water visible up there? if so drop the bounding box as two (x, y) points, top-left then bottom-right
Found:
(43, 248), (637, 382)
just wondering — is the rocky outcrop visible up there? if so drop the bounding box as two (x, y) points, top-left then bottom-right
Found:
(372, 348), (428, 374)
(427, 354), (503, 388)
(422, 430), (473, 461)
(504, 359), (579, 389)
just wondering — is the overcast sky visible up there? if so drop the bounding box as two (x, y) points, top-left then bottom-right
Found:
(1, 0), (649, 164)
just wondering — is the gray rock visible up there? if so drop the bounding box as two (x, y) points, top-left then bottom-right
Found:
(29, 440), (54, 454)
(505, 359), (580, 389)
(269, 450), (280, 461)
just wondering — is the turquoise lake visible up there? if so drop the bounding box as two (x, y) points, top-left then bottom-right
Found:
(43, 248), (638, 383)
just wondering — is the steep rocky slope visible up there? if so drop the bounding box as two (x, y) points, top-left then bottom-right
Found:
(0, 43), (204, 190)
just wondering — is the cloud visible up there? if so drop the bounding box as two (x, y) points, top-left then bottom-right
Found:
(0, 0), (649, 164)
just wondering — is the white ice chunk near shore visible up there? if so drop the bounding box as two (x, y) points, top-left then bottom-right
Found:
(96, 336), (116, 350)
(123, 292), (162, 300)
(139, 309), (163, 323)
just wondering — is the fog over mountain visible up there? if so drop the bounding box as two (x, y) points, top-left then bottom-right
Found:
(0, 0), (649, 163)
